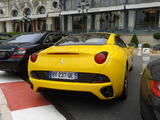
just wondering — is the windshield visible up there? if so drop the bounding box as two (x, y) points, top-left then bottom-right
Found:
(7, 33), (43, 43)
(55, 33), (109, 46)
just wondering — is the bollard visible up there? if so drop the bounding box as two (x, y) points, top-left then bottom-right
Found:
(138, 44), (142, 56)
(140, 48), (150, 75)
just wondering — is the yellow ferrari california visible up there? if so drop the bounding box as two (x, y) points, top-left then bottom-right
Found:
(28, 33), (133, 100)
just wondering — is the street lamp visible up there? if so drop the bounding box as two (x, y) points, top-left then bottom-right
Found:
(77, 0), (90, 32)
(21, 15), (32, 32)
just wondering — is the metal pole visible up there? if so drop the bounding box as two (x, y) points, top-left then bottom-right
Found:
(60, 0), (62, 33)
(83, 11), (85, 32)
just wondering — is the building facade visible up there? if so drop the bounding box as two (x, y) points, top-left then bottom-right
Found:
(0, 0), (160, 33)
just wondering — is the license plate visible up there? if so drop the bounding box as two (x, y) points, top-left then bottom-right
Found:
(49, 71), (78, 80)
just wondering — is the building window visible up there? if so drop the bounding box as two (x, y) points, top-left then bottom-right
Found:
(0, 9), (3, 15)
(24, 8), (31, 16)
(72, 15), (84, 32)
(53, 1), (58, 9)
(13, 21), (20, 32)
(135, 9), (159, 29)
(39, 6), (46, 14)
(37, 18), (46, 31)
(100, 12), (119, 31)
(12, 10), (18, 17)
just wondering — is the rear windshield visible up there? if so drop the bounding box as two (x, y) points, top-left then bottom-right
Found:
(7, 33), (43, 43)
(55, 33), (109, 46)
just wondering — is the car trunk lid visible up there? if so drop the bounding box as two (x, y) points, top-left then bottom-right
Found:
(0, 45), (17, 59)
(37, 45), (118, 73)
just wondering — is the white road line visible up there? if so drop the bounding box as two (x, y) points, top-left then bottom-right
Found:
(11, 105), (66, 120)
(0, 71), (23, 83)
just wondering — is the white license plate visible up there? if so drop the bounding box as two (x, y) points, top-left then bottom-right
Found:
(49, 71), (78, 80)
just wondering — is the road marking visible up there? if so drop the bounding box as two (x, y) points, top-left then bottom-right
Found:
(0, 82), (50, 111)
(0, 72), (66, 120)
(12, 105), (66, 120)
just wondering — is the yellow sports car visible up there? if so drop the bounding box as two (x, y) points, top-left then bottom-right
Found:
(28, 33), (133, 100)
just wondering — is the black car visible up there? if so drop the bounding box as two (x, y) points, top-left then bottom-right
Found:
(0, 32), (63, 74)
(0, 33), (12, 43)
(153, 44), (160, 51)
(140, 59), (160, 120)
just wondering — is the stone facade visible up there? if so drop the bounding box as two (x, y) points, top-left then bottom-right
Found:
(0, 0), (61, 32)
(0, 0), (160, 33)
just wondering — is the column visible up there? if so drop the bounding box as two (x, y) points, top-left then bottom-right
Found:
(87, 15), (91, 32)
(0, 22), (4, 32)
(118, 11), (125, 30)
(6, 21), (13, 32)
(67, 15), (72, 32)
(128, 10), (136, 32)
(95, 14), (101, 32)
(46, 17), (53, 31)
(158, 12), (160, 28)
(61, 16), (65, 32)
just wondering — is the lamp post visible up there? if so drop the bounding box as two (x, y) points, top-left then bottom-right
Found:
(77, 0), (90, 32)
(21, 15), (32, 32)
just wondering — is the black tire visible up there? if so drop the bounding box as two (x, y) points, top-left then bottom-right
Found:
(120, 70), (128, 99)
(129, 66), (133, 71)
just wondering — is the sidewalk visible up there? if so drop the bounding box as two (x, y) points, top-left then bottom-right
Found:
(0, 71), (66, 120)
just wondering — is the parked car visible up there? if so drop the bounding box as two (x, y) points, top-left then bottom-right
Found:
(28, 32), (133, 100)
(0, 33), (12, 43)
(140, 59), (160, 120)
(153, 44), (160, 51)
(0, 31), (63, 74)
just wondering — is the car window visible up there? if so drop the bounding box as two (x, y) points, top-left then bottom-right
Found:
(115, 36), (127, 48)
(44, 34), (62, 44)
(7, 33), (43, 43)
(55, 33), (109, 46)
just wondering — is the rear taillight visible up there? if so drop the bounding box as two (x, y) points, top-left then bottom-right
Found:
(149, 80), (160, 97)
(11, 48), (26, 58)
(94, 52), (108, 64)
(30, 53), (38, 62)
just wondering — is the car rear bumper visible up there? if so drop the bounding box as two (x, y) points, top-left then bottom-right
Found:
(140, 93), (160, 120)
(140, 79), (160, 120)
(30, 78), (115, 100)
(0, 58), (23, 72)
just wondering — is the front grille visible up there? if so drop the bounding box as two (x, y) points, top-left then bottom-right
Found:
(31, 71), (110, 83)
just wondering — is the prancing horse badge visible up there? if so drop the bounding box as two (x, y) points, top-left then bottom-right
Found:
(60, 59), (64, 64)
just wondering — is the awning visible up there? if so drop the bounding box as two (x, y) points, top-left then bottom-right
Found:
(48, 12), (60, 17)
(0, 17), (11, 21)
(126, 2), (160, 9)
(31, 14), (47, 19)
(61, 5), (125, 15)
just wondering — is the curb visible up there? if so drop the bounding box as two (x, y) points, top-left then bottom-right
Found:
(0, 88), (12, 120)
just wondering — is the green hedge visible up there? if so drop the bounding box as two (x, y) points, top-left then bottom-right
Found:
(6, 32), (24, 36)
(130, 34), (139, 47)
(153, 32), (160, 40)
(142, 43), (150, 48)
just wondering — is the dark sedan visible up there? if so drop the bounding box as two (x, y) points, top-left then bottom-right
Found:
(140, 59), (160, 120)
(0, 31), (63, 74)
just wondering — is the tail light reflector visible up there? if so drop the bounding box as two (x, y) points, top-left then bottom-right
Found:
(149, 80), (160, 97)
(94, 52), (108, 64)
(30, 53), (38, 62)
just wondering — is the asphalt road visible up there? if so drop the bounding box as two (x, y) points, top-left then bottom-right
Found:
(42, 55), (160, 120)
